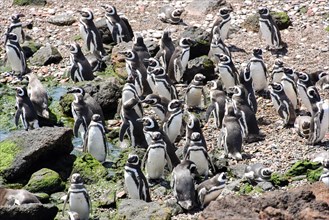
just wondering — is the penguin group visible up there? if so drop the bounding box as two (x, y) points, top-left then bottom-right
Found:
(2, 2), (329, 218)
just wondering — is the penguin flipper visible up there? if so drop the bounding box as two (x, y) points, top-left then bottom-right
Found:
(119, 121), (129, 141)
(206, 151), (216, 174)
(14, 109), (22, 127)
(202, 88), (207, 106)
(70, 65), (78, 82)
(73, 118), (83, 138)
(83, 129), (89, 152)
(83, 191), (92, 214)
(62, 192), (70, 216)
(141, 148), (149, 170)
(121, 17), (134, 40)
(205, 104), (215, 122)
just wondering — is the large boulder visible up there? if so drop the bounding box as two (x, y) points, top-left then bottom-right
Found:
(0, 204), (58, 220)
(185, 0), (230, 16)
(13, 0), (46, 6)
(30, 44), (63, 66)
(47, 13), (76, 26)
(184, 55), (216, 83)
(0, 127), (73, 183)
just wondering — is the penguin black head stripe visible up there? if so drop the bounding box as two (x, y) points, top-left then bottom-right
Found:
(217, 53), (230, 63)
(137, 116), (155, 128)
(191, 132), (201, 141)
(144, 57), (159, 68)
(127, 154), (139, 165)
(306, 87), (319, 99)
(71, 173), (83, 184)
(193, 73), (206, 82)
(78, 9), (93, 20)
(261, 168), (272, 177)
(151, 131), (162, 141)
(11, 13), (25, 22)
(179, 38), (195, 48)
(168, 99), (183, 111)
(16, 87), (27, 97)
(297, 72), (309, 82)
(172, 8), (184, 18)
(69, 43), (80, 54)
(258, 7), (270, 16)
(218, 8), (231, 17)
(119, 50), (135, 60)
(91, 114), (101, 122)
(253, 48), (262, 56)
(151, 67), (165, 76)
(67, 87), (85, 96)
(102, 5), (117, 16)
(6, 33), (19, 42)
(140, 94), (159, 105)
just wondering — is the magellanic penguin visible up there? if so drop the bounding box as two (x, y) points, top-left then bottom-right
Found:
(308, 99), (329, 145)
(281, 68), (299, 111)
(78, 9), (106, 60)
(208, 28), (231, 65)
(5, 13), (25, 45)
(306, 86), (322, 115)
(132, 33), (151, 68)
(120, 98), (147, 149)
(205, 80), (226, 128)
(258, 7), (284, 49)
(320, 171), (329, 187)
(184, 132), (216, 178)
(171, 160), (198, 210)
(121, 75), (143, 118)
(102, 5), (134, 44)
(69, 43), (94, 82)
(163, 99), (184, 144)
(215, 53), (239, 92)
(25, 72), (49, 118)
(63, 173), (91, 220)
(296, 71), (314, 115)
(168, 38), (195, 83)
(185, 111), (207, 152)
(271, 59), (285, 83)
(248, 48), (268, 94)
(268, 82), (296, 127)
(142, 131), (170, 182)
(151, 67), (177, 101)
(317, 72), (329, 91)
(219, 101), (243, 160)
(196, 172), (227, 208)
(15, 87), (39, 131)
(210, 7), (232, 42)
(144, 57), (161, 93)
(155, 31), (175, 72)
(124, 154), (151, 202)
(140, 94), (169, 122)
(185, 73), (207, 110)
(294, 115), (312, 139)
(5, 33), (28, 78)
(83, 114), (108, 163)
(158, 5), (184, 24)
(239, 66), (257, 114)
(137, 116), (180, 170)
(0, 187), (40, 206)
(244, 163), (272, 184)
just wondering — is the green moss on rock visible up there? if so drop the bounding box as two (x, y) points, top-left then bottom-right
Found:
(0, 140), (21, 174)
(270, 173), (289, 187)
(24, 168), (65, 194)
(285, 160), (321, 177)
(13, 0), (46, 6)
(307, 167), (323, 183)
(239, 183), (253, 194)
(72, 153), (108, 184)
(325, 26), (329, 32)
(59, 93), (74, 117)
(272, 11), (292, 30)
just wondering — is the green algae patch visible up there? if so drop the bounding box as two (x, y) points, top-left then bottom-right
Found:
(13, 0), (46, 5)
(0, 140), (22, 174)
(239, 183), (253, 194)
(285, 160), (321, 177)
(270, 173), (289, 187)
(24, 168), (65, 194)
(307, 167), (323, 183)
(72, 153), (108, 184)
(325, 26), (329, 32)
(0, 87), (17, 132)
(272, 11), (292, 30)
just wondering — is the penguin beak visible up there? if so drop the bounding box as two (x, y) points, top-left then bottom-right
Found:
(187, 39), (196, 46)
(118, 51), (128, 57)
(143, 58), (150, 63)
(136, 118), (143, 123)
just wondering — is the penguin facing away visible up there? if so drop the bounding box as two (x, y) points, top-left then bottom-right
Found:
(208, 28), (231, 65)
(215, 53), (239, 92)
(121, 75), (143, 118)
(132, 33), (151, 68)
(69, 43), (94, 82)
(155, 31), (175, 72)
(210, 7), (232, 42)
(281, 68), (299, 111)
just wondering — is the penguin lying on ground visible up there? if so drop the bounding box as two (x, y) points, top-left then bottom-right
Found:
(0, 187), (40, 206)
(158, 5), (184, 24)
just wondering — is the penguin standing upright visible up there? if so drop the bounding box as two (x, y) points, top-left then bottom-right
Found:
(308, 99), (329, 145)
(163, 99), (184, 143)
(69, 43), (94, 82)
(168, 38), (195, 83)
(14, 87), (39, 131)
(268, 82), (296, 126)
(271, 59), (285, 83)
(210, 7), (232, 42)
(102, 5), (134, 44)
(208, 28), (231, 65)
(5, 13), (25, 44)
(155, 31), (175, 72)
(83, 114), (107, 163)
(171, 160), (198, 210)
(158, 5), (184, 24)
(185, 73), (207, 110)
(244, 163), (272, 184)
(120, 98), (147, 148)
(185, 111), (207, 151)
(140, 94), (169, 122)
(215, 53), (239, 91)
(239, 66), (257, 113)
(63, 173), (91, 220)
(78, 9), (106, 60)
(205, 80), (226, 128)
(152, 67), (177, 100)
(145, 57), (161, 93)
(258, 7), (283, 49)
(25, 73), (49, 118)
(297, 72), (319, 115)
(5, 33), (27, 78)
(281, 68), (299, 111)
(132, 33), (150, 67)
(219, 101), (243, 160)
(248, 48), (268, 94)
(121, 75), (143, 118)
(317, 72), (329, 91)
(124, 154), (151, 202)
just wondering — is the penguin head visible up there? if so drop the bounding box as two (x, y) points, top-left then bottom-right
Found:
(133, 33), (145, 46)
(179, 38), (195, 48)
(151, 131), (162, 141)
(78, 9), (93, 20)
(207, 80), (223, 91)
(136, 116), (156, 129)
(162, 31), (171, 40)
(252, 48), (262, 56)
(218, 7), (231, 17)
(261, 168), (272, 178)
(283, 67), (294, 78)
(144, 58), (159, 68)
(140, 94), (160, 105)
(269, 82), (283, 93)
(217, 172), (227, 184)
(101, 5), (117, 16)
(168, 99), (183, 111)
(5, 33), (19, 42)
(70, 173), (83, 184)
(318, 72), (328, 80)
(11, 13), (25, 22)
(69, 43), (81, 54)
(187, 112), (200, 129)
(216, 53), (230, 64)
(127, 154), (139, 165)
(126, 74), (135, 83)
(151, 67), (165, 76)
(231, 86), (244, 98)
(190, 132), (201, 141)
(258, 7), (270, 16)
(224, 101), (236, 117)
(118, 50), (135, 61)
(193, 73), (206, 83)
(306, 86), (321, 101)
(91, 114), (101, 122)
(15, 87), (27, 97)
(239, 66), (252, 83)
(67, 87), (85, 96)
(172, 8), (184, 18)
(274, 59), (284, 67)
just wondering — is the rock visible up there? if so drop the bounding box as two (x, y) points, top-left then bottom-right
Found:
(95, 18), (114, 45)
(180, 26), (210, 59)
(30, 44), (63, 66)
(13, 0), (46, 6)
(164, 197), (184, 216)
(47, 13), (76, 26)
(257, 181), (274, 191)
(21, 41), (42, 59)
(34, 192), (50, 203)
(111, 41), (132, 79)
(71, 153), (108, 184)
(0, 127), (73, 183)
(0, 203), (58, 220)
(185, 0), (230, 16)
(184, 55), (216, 83)
(270, 172), (289, 187)
(24, 168), (65, 194)
(59, 93), (74, 117)
(230, 163), (247, 179)
(117, 199), (172, 220)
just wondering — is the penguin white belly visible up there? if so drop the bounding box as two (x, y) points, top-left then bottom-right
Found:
(298, 86), (312, 113)
(6, 46), (23, 72)
(12, 28), (23, 43)
(147, 74), (156, 93)
(87, 128), (106, 162)
(156, 82), (171, 100)
(203, 188), (222, 206)
(146, 148), (166, 179)
(79, 25), (88, 46)
(124, 172), (139, 199)
(272, 72), (284, 83)
(69, 193), (89, 220)
(282, 81), (297, 110)
(317, 101), (329, 142)
(270, 95), (280, 113)
(259, 21), (272, 45)
(220, 21), (231, 40)
(144, 131), (152, 145)
(189, 150), (208, 176)
(105, 20), (114, 33)
(250, 62), (267, 91)
(180, 49), (190, 72)
(218, 67), (235, 90)
(153, 107), (165, 121)
(165, 113), (182, 143)
(186, 88), (202, 107)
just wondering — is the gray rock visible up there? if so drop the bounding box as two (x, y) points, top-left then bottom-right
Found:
(117, 199), (172, 220)
(47, 13), (76, 26)
(230, 164), (247, 179)
(21, 41), (42, 59)
(0, 127), (73, 183)
(0, 203), (58, 220)
(30, 44), (63, 66)
(95, 18), (114, 45)
(13, 0), (46, 6)
(185, 0), (229, 16)
(164, 197), (184, 216)
(184, 55), (216, 83)
(257, 181), (274, 191)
